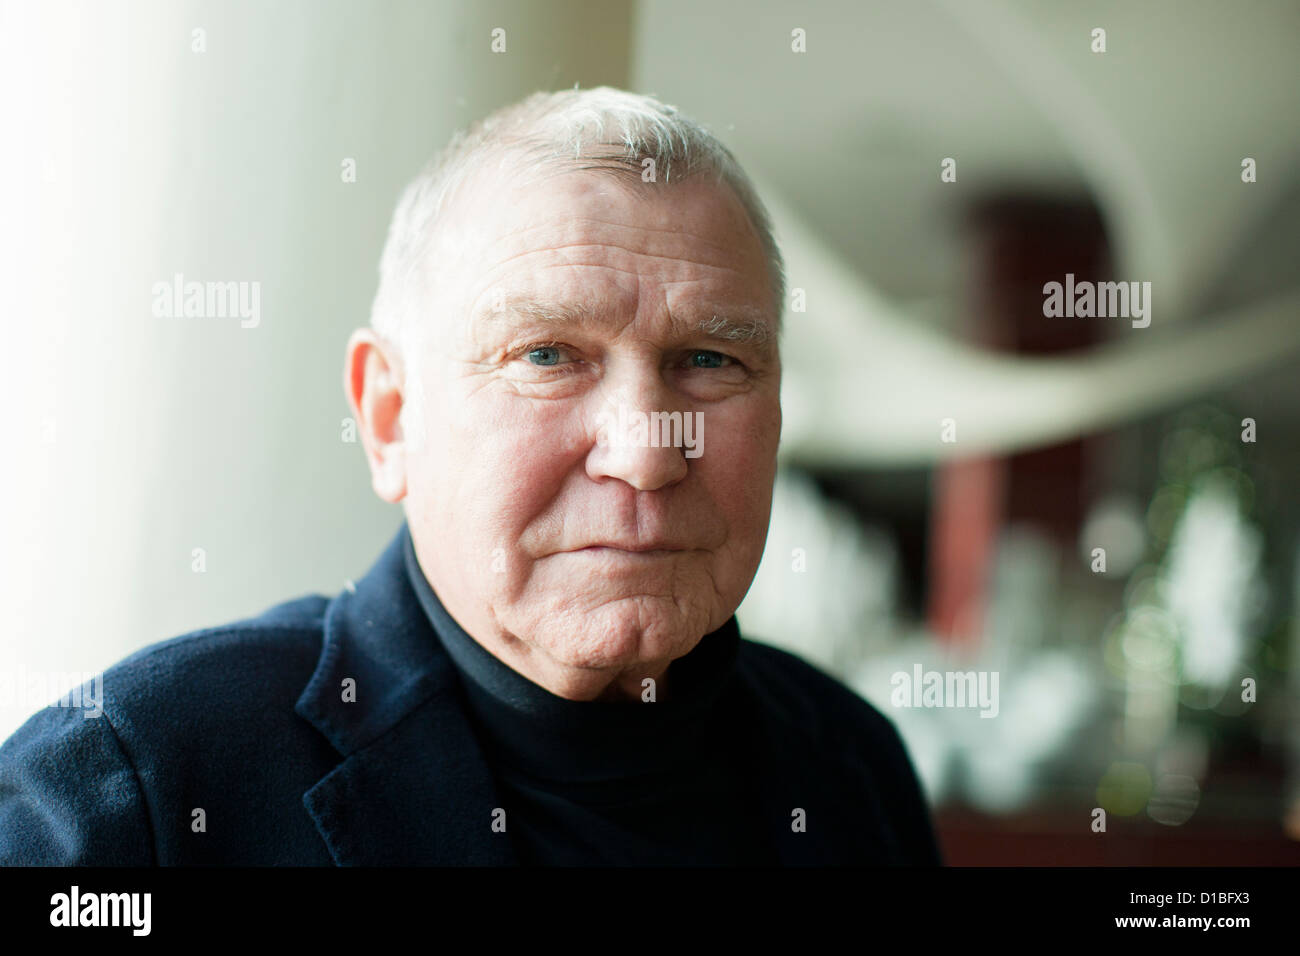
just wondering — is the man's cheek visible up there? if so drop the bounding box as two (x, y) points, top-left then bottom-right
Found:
(700, 423), (764, 479)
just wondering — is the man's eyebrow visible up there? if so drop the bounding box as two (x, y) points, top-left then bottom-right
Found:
(478, 295), (776, 351)
(697, 311), (775, 348)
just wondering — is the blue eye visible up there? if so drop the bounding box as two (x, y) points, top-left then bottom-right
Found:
(527, 346), (562, 366)
(689, 350), (728, 368)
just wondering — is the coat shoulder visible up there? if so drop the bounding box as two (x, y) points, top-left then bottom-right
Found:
(0, 592), (339, 865)
(94, 592), (332, 751)
(111, 592), (330, 677)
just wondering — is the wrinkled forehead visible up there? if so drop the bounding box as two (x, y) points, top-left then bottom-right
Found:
(421, 158), (774, 338)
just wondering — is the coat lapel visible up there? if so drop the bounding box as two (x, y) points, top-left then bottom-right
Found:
(295, 525), (516, 865)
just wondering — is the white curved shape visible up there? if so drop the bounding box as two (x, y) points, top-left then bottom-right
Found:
(763, 176), (1300, 465)
(934, 0), (1178, 312)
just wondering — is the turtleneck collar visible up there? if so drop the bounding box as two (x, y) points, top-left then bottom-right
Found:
(401, 525), (743, 786)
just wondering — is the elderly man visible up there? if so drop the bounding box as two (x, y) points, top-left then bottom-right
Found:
(0, 87), (939, 866)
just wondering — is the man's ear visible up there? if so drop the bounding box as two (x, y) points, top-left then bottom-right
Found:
(344, 328), (407, 503)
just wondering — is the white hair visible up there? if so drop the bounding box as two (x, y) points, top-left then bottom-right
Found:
(369, 86), (785, 358)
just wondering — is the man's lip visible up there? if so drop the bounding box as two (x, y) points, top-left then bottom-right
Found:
(572, 544), (684, 554)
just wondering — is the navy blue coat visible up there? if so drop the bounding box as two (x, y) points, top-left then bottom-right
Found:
(0, 525), (941, 865)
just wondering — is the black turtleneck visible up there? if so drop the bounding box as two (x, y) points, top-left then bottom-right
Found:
(402, 531), (776, 865)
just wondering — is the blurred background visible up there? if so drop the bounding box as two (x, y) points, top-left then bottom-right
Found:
(2, 0), (1297, 864)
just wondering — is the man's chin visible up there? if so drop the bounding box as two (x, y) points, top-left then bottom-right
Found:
(523, 596), (714, 673)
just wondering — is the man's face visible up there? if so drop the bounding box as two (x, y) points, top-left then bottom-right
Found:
(396, 166), (781, 694)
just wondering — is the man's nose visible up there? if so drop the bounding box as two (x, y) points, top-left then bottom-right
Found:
(585, 376), (690, 492)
